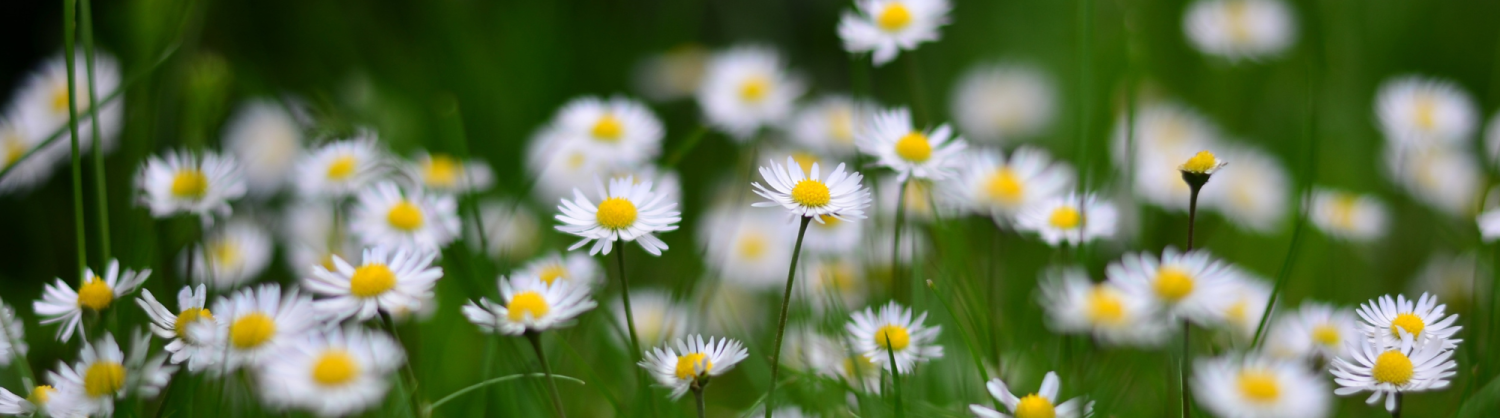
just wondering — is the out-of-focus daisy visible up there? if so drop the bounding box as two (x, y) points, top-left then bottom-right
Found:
(970, 371), (1093, 418)
(526, 129), (607, 204)
(837, 0), (952, 66)
(1015, 192), (1117, 247)
(47, 332), (175, 417)
(878, 175), (961, 223)
(696, 46), (805, 141)
(800, 257), (868, 312)
(556, 176), (681, 256)
(0, 298), (24, 366)
(752, 157), (872, 222)
(788, 95), (868, 157)
(408, 151), (493, 194)
(1486, 111), (1500, 163)
(1384, 145), (1481, 217)
(136, 149), (246, 221)
(1183, 0), (1298, 61)
(1200, 145), (1290, 233)
(1355, 293), (1461, 350)
(846, 301), (942, 372)
(1193, 354), (1329, 418)
(954, 146), (1074, 221)
(1265, 302), (1358, 361)
(699, 282), (767, 336)
(223, 99), (304, 197)
(699, 206), (794, 289)
(1330, 331), (1457, 412)
(614, 289), (690, 349)
(0, 384), (57, 417)
(350, 181), (461, 252)
(305, 246), (443, 323)
(462, 274), (597, 335)
(185, 218), (273, 290)
(1481, 209), (1500, 242)
(11, 52), (123, 153)
(0, 115), (65, 195)
(1111, 103), (1221, 211)
(136, 285), (219, 372)
(515, 252), (601, 289)
(468, 199), (541, 261)
(639, 335), (749, 399)
(258, 326), (405, 417)
(202, 283), (318, 373)
(1308, 188), (1387, 242)
(295, 136), (386, 199)
(1376, 76), (1477, 149)
(1407, 252), (1486, 313)
(804, 212), (865, 256)
(633, 44), (709, 102)
(1106, 247), (1235, 326)
(1040, 268), (1171, 347)
(858, 107), (968, 182)
(547, 96), (664, 167)
(34, 260), (150, 342)
(1216, 275), (1272, 341)
(280, 199), (360, 278)
(950, 63), (1057, 143)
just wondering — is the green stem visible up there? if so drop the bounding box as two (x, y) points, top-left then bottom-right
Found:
(693, 386), (707, 418)
(427, 373), (584, 415)
(1181, 320), (1191, 418)
(63, 0), (88, 273)
(886, 334), (903, 418)
(902, 55), (929, 126)
(526, 332), (567, 418)
(614, 248), (656, 414)
(925, 280), (997, 409)
(763, 216), (813, 418)
(891, 178), (909, 303)
(662, 125), (709, 169)
(1186, 187), (1200, 251)
(79, 0), (110, 261)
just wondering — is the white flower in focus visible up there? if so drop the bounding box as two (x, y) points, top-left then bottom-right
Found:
(633, 45), (709, 102)
(950, 63), (1057, 143)
(752, 157), (872, 221)
(223, 99), (304, 197)
(858, 107), (968, 182)
(257, 326), (405, 418)
(407, 151), (493, 194)
(462, 275), (597, 335)
(1200, 145), (1290, 233)
(547, 96), (664, 167)
(614, 289), (690, 349)
(699, 206), (795, 290)
(515, 252), (601, 289)
(638, 335), (749, 399)
(788, 95), (869, 157)
(846, 301), (942, 372)
(1265, 302), (1358, 361)
(1354, 293), (1461, 350)
(1308, 188), (1387, 242)
(201, 283), (319, 373)
(1376, 76), (1477, 149)
(305, 246), (443, 323)
(34, 260), (151, 342)
(350, 181), (461, 252)
(137, 149), (246, 221)
(970, 371), (1093, 418)
(295, 136), (386, 199)
(1106, 247), (1236, 326)
(185, 218), (273, 290)
(696, 46), (805, 141)
(555, 176), (682, 256)
(1384, 145), (1480, 217)
(837, 0), (951, 66)
(1183, 0), (1297, 61)
(1014, 192), (1118, 247)
(1039, 268), (1170, 347)
(1192, 354), (1330, 418)
(136, 285), (219, 372)
(1330, 331), (1457, 412)
(954, 146), (1075, 222)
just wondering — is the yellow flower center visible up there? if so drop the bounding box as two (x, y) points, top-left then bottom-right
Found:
(229, 312), (277, 349)
(1153, 266), (1195, 302)
(311, 350), (361, 386)
(1086, 286), (1126, 325)
(1225, 0), (1253, 43)
(1048, 206), (1083, 230)
(1181, 151), (1219, 173)
(326, 155), (357, 180)
(737, 233), (768, 260)
(595, 197), (638, 229)
(876, 3), (914, 32)
(539, 264), (568, 286)
(591, 114), (625, 142)
(791, 152), (820, 174)
(790, 179), (832, 208)
(1372, 350), (1415, 385)
(1014, 394), (1056, 418)
(210, 240), (241, 267)
(1236, 369), (1280, 403)
(83, 361), (126, 397)
(173, 307), (214, 341)
(76, 277), (114, 311)
(829, 108), (855, 143)
(1413, 95), (1437, 131)
(674, 352), (713, 380)
(423, 154), (460, 188)
(1312, 324), (1341, 347)
(1225, 300), (1248, 324)
(874, 324), (911, 351)
(51, 84), (72, 114)
(350, 263), (398, 298)
(386, 200), (425, 231)
(1330, 194), (1359, 230)
(27, 385), (53, 405)
(739, 76), (771, 103)
(894, 132), (932, 162)
(507, 291), (550, 321)
(1390, 313), (1425, 338)
(985, 168), (1025, 204)
(2, 137), (26, 168)
(170, 169), (209, 199)
(815, 214), (842, 229)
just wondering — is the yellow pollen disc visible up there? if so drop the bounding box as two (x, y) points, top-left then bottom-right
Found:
(539, 264), (568, 286)
(83, 361), (126, 397)
(792, 152), (819, 174)
(1330, 194), (1359, 229)
(1086, 286), (1126, 325)
(1014, 394), (1056, 418)
(386, 200), (425, 232)
(229, 313), (277, 349)
(1236, 369), (1280, 403)
(1048, 206), (1083, 230)
(985, 168), (1025, 204)
(76, 277), (114, 311)
(737, 233), (768, 260)
(894, 132), (932, 162)
(739, 76), (771, 103)
(876, 3), (914, 32)
(1181, 151), (1219, 173)
(210, 240), (241, 267)
(843, 354), (877, 378)
(816, 214), (842, 229)
(829, 108), (855, 143)
(1225, 300), (1248, 323)
(28, 385), (53, 405)
(1413, 95), (1437, 130)
(674, 352), (713, 380)
(1390, 313), (1425, 338)
(350, 263), (398, 298)
(1225, 0), (1253, 42)
(1153, 266), (1196, 302)
(595, 197), (639, 229)
(326, 155), (357, 180)
(507, 291), (551, 321)
(1312, 324), (1342, 347)
(1372, 350), (1415, 385)
(3, 138), (26, 167)
(312, 350), (361, 386)
(51, 84), (72, 113)
(591, 114), (625, 142)
(423, 154), (460, 188)
(874, 324), (911, 351)
(790, 179), (832, 207)
(170, 169), (209, 199)
(174, 307), (214, 340)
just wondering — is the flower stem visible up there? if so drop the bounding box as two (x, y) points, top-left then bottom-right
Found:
(764, 216), (813, 418)
(79, 0), (110, 261)
(1393, 393), (1402, 418)
(891, 178), (909, 303)
(662, 125), (709, 169)
(614, 248), (656, 414)
(886, 334), (904, 418)
(1181, 319), (1191, 418)
(426, 372), (583, 415)
(692, 385), (706, 418)
(62, 0), (88, 273)
(526, 331), (567, 418)
(1186, 187), (1201, 251)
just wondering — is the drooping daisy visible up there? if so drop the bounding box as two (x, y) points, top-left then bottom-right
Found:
(1106, 247), (1236, 326)
(136, 285), (219, 372)
(350, 181), (461, 252)
(202, 283), (319, 373)
(1111, 103), (1222, 211)
(1308, 188), (1387, 242)
(1200, 144), (1290, 233)
(1375, 76), (1477, 149)
(185, 218), (273, 290)
(954, 146), (1075, 221)
(858, 107), (968, 182)
(950, 63), (1058, 143)
(10, 52), (124, 154)
(34, 260), (151, 342)
(632, 44), (709, 102)
(0, 113), (66, 195)
(970, 371), (1093, 418)
(614, 289), (690, 349)
(295, 136), (387, 199)
(136, 149), (246, 221)
(752, 156), (872, 222)
(1330, 331), (1457, 412)
(222, 99), (304, 197)
(1014, 192), (1118, 247)
(555, 176), (681, 256)
(1183, 0), (1298, 61)
(304, 246), (443, 323)
(467, 199), (541, 262)
(257, 326), (405, 417)
(407, 151), (494, 194)
(699, 206), (795, 289)
(47, 332), (175, 417)
(837, 0), (952, 66)
(639, 335), (749, 399)
(1193, 354), (1330, 418)
(462, 274), (597, 335)
(788, 95), (869, 157)
(1384, 144), (1481, 217)
(696, 46), (805, 141)
(1216, 275), (1272, 342)
(546, 96), (664, 167)
(1265, 302), (1358, 361)
(1354, 293), (1461, 350)
(1039, 267), (1171, 347)
(846, 301), (942, 372)
(515, 252), (602, 289)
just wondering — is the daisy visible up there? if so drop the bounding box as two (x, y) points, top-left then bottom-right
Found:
(516, 252), (602, 289)
(0, 298), (24, 367)
(468, 199), (540, 261)
(699, 282), (767, 336)
(696, 46), (805, 141)
(837, 0), (952, 66)
(546, 96), (664, 167)
(525, 127), (610, 204)
(1265, 302), (1358, 361)
(1192, 354), (1330, 418)
(10, 51), (124, 154)
(614, 289), (690, 348)
(1407, 252), (1485, 312)
(950, 63), (1058, 143)
(223, 99), (304, 197)
(304, 246), (443, 323)
(0, 113), (65, 195)
(555, 176), (681, 256)
(408, 151), (494, 194)
(1330, 331), (1457, 412)
(752, 156), (872, 222)
(1216, 275), (1272, 341)
(1111, 103), (1221, 211)
(1308, 188), (1388, 242)
(201, 283), (319, 373)
(1375, 76), (1477, 149)
(185, 218), (273, 290)
(257, 326), (405, 417)
(295, 135), (387, 198)
(47, 332), (175, 417)
(1183, 0), (1298, 61)
(1384, 144), (1481, 217)
(970, 371), (1093, 418)
(1200, 145), (1290, 233)
(858, 107), (968, 182)
(462, 274), (597, 335)
(136, 149), (246, 221)
(800, 257), (869, 312)
(1354, 293), (1461, 350)
(136, 285), (219, 372)
(350, 181), (461, 252)
(639, 335), (749, 399)
(954, 146), (1074, 221)
(1039, 267), (1171, 347)
(34, 259), (151, 342)
(788, 95), (869, 157)
(846, 301), (942, 372)
(1014, 192), (1118, 247)
(804, 212), (865, 256)
(1180, 150), (1228, 176)
(0, 385), (63, 417)
(632, 44), (709, 102)
(700, 206), (795, 289)
(878, 175), (961, 223)
(1106, 247), (1237, 325)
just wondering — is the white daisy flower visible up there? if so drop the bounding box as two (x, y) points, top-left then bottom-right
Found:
(0, 385), (48, 417)
(0, 298), (25, 366)
(136, 149), (246, 221)
(222, 99), (304, 197)
(878, 174), (962, 224)
(467, 199), (541, 262)
(1384, 144), (1481, 217)
(846, 301), (942, 372)
(639, 335), (749, 399)
(1265, 302), (1358, 361)
(1106, 247), (1236, 326)
(632, 44), (709, 102)
(1192, 354), (1330, 418)
(350, 181), (461, 252)
(462, 274), (597, 335)
(1330, 331), (1457, 412)
(515, 252), (602, 289)
(555, 176), (682, 256)
(699, 206), (795, 289)
(295, 136), (387, 199)
(136, 285), (219, 372)
(696, 46), (805, 141)
(1111, 103), (1221, 211)
(34, 260), (150, 342)
(602, 164), (684, 210)
(1376, 76), (1477, 149)
(257, 326), (404, 417)
(47, 332), (175, 417)
(1200, 145), (1290, 233)
(1354, 293), (1461, 350)
(1015, 192), (1118, 247)
(1183, 0), (1298, 61)
(1309, 188), (1388, 242)
(1216, 275), (1272, 342)
(788, 95), (869, 157)
(305, 246), (443, 323)
(954, 146), (1075, 221)
(837, 0), (951, 66)
(279, 199), (361, 278)
(752, 157), (872, 221)
(1407, 252), (1485, 313)
(1039, 267), (1171, 347)
(202, 283), (319, 373)
(0, 113), (66, 195)
(858, 107), (968, 182)
(185, 218), (273, 290)
(11, 51), (123, 154)
(525, 128), (608, 204)
(804, 212), (865, 256)
(547, 96), (664, 167)
(970, 371), (1093, 418)
(799, 257), (869, 313)
(950, 63), (1058, 143)
(408, 151), (493, 194)
(613, 289), (690, 349)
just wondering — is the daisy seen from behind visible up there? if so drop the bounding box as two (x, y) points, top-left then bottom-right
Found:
(35, 259), (151, 342)
(136, 285), (219, 372)
(555, 175), (681, 256)
(1106, 247), (1235, 326)
(639, 334), (749, 399)
(1330, 330), (1457, 412)
(1354, 293), (1461, 350)
(846, 301), (943, 373)
(837, 0), (951, 66)
(136, 149), (245, 222)
(201, 283), (318, 373)
(970, 371), (1093, 418)
(257, 326), (405, 418)
(350, 181), (461, 252)
(1014, 192), (1118, 247)
(696, 46), (805, 141)
(304, 246), (444, 323)
(1192, 354), (1330, 418)
(858, 107), (967, 182)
